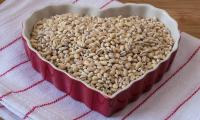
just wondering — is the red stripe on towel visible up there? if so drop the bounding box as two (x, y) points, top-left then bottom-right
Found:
(122, 46), (200, 120)
(0, 36), (21, 52)
(100, 0), (114, 9)
(24, 94), (68, 119)
(13, 79), (45, 94)
(0, 92), (12, 99)
(165, 75), (200, 119)
(73, 110), (92, 120)
(0, 105), (4, 108)
(0, 60), (30, 78)
(0, 79), (45, 100)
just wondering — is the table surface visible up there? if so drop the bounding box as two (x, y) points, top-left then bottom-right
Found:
(0, 0), (199, 38)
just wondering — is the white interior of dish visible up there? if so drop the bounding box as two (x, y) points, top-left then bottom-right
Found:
(22, 3), (180, 98)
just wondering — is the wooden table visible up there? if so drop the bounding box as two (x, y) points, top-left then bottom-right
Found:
(119, 0), (200, 38)
(0, 0), (3, 4)
(0, 0), (199, 38)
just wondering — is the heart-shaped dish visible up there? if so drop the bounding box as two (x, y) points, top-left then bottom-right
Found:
(22, 3), (180, 116)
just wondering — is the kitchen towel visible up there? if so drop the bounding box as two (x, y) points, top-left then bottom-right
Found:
(0, 0), (200, 120)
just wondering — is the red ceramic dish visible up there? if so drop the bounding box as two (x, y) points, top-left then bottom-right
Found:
(22, 3), (180, 116)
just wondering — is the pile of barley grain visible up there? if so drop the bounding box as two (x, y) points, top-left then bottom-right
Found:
(30, 13), (174, 95)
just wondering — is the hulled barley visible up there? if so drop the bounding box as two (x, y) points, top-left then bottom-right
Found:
(30, 13), (174, 95)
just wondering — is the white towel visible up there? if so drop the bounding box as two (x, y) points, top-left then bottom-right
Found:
(0, 0), (200, 120)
